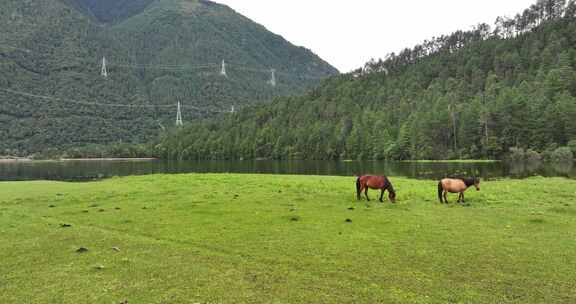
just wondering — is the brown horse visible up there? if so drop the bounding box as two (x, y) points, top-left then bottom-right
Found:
(438, 177), (480, 204)
(356, 175), (396, 203)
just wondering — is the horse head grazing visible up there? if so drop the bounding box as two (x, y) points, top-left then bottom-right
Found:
(387, 183), (397, 203)
(463, 177), (480, 191)
(384, 176), (397, 203)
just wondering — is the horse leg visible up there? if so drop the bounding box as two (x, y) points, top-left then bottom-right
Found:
(458, 192), (462, 203)
(364, 188), (370, 201)
(461, 192), (465, 203)
(443, 191), (448, 204)
(379, 189), (384, 203)
(358, 184), (365, 201)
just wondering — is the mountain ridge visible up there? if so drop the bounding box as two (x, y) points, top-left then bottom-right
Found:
(0, 0), (338, 155)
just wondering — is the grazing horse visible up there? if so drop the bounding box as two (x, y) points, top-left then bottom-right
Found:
(356, 175), (396, 203)
(438, 177), (480, 204)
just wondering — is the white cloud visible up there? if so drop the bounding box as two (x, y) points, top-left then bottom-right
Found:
(211, 0), (536, 72)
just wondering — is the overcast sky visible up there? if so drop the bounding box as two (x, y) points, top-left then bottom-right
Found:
(211, 0), (536, 72)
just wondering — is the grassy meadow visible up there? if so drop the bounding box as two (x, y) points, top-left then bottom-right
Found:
(1, 174), (575, 303)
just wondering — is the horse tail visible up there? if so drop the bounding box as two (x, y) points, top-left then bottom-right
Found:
(437, 181), (443, 202)
(356, 176), (361, 200)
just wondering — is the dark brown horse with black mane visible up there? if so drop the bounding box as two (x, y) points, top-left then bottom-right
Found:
(438, 177), (480, 204)
(356, 175), (396, 203)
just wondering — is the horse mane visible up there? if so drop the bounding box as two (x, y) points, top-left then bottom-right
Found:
(460, 177), (476, 187)
(388, 184), (396, 194)
(385, 176), (396, 194)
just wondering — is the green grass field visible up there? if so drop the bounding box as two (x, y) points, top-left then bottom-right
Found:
(1, 174), (575, 303)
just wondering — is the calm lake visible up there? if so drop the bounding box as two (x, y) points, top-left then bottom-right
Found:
(0, 159), (574, 181)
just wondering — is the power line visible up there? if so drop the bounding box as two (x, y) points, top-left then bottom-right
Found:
(0, 40), (334, 116)
(0, 42), (334, 80)
(180, 103), (227, 113)
(1, 88), (170, 108)
(0, 45), (32, 53)
(0, 87), (232, 114)
(227, 64), (328, 80)
(110, 62), (220, 70)
(275, 70), (328, 80)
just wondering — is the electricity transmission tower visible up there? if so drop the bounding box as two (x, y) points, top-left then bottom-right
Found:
(269, 68), (276, 87)
(176, 101), (183, 126)
(101, 57), (108, 78)
(220, 59), (227, 77)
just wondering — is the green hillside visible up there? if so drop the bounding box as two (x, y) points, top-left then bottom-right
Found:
(159, 0), (576, 161)
(65, 0), (156, 23)
(0, 0), (338, 155)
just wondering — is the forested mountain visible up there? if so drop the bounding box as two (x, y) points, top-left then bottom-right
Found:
(159, 0), (576, 161)
(0, 0), (338, 155)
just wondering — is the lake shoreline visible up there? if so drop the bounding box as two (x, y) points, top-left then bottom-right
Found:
(1, 159), (574, 181)
(400, 159), (501, 163)
(0, 158), (502, 165)
(0, 158), (33, 163)
(60, 158), (158, 162)
(0, 158), (158, 163)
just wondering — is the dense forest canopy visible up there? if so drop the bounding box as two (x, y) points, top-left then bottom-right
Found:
(0, 0), (338, 156)
(158, 0), (576, 161)
(65, 0), (156, 23)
